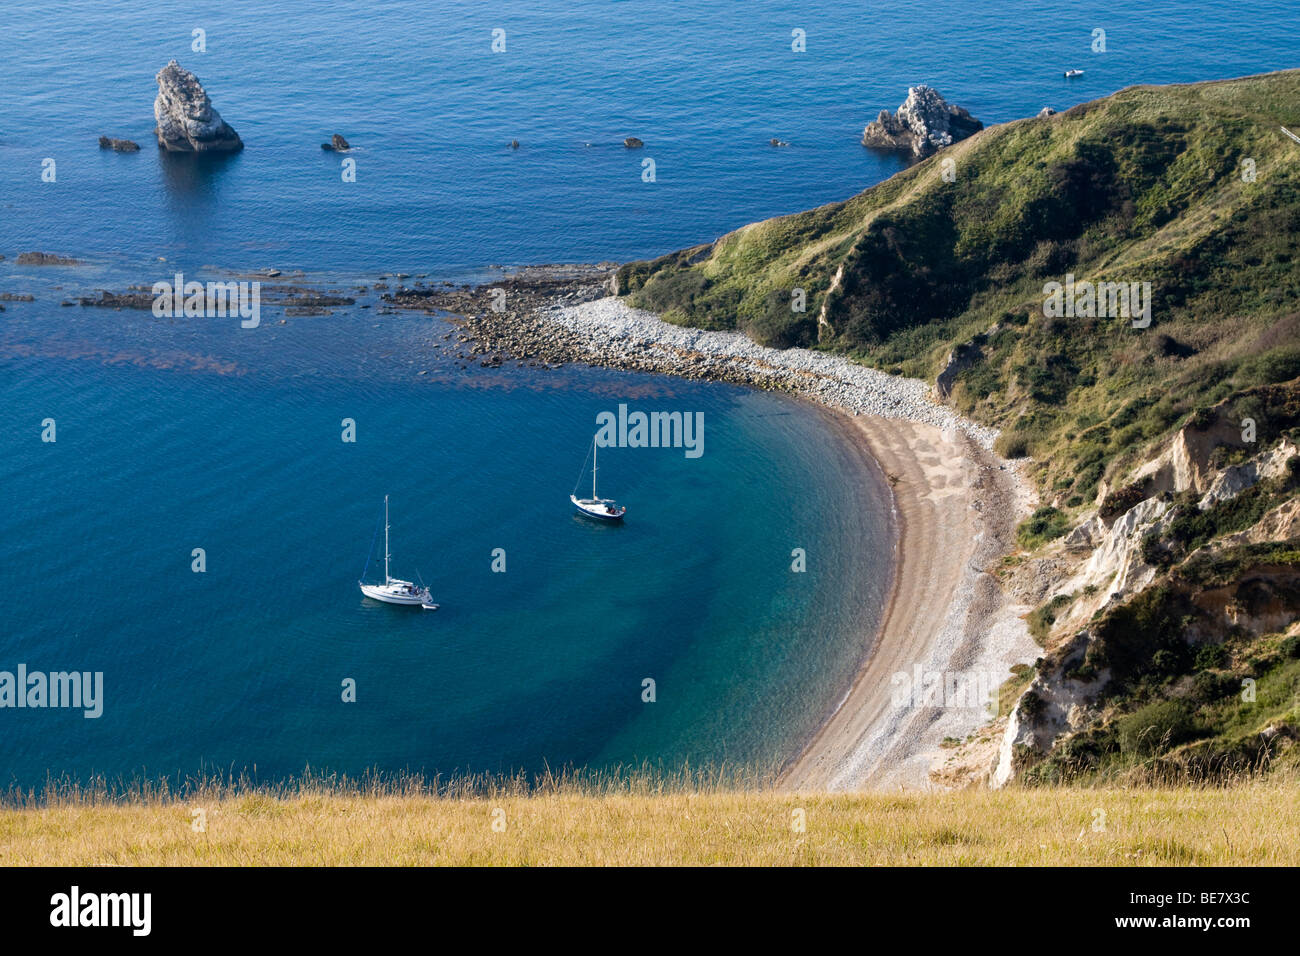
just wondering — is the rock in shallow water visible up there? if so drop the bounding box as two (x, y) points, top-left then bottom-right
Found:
(16, 252), (80, 265)
(98, 136), (140, 152)
(861, 85), (982, 159)
(154, 60), (243, 153)
(320, 133), (351, 151)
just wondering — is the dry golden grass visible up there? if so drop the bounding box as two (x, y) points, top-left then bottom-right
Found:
(3, 781), (1297, 866)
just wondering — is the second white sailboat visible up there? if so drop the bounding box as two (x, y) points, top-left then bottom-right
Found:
(570, 436), (627, 522)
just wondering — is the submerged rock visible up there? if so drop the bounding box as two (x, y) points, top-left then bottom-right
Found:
(320, 133), (351, 151)
(861, 85), (982, 159)
(98, 136), (141, 152)
(16, 252), (80, 265)
(153, 60), (243, 153)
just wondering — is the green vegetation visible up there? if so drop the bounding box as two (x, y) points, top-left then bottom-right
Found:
(1028, 592), (1075, 645)
(1021, 557), (1300, 783)
(1144, 458), (1300, 566)
(1017, 506), (1072, 549)
(618, 71), (1300, 503)
(998, 663), (1037, 717)
(1025, 640), (1300, 784)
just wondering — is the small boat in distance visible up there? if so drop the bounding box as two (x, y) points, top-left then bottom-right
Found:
(570, 435), (626, 522)
(358, 495), (438, 608)
(1064, 69), (1084, 78)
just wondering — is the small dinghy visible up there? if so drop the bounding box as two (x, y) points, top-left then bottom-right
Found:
(358, 495), (437, 607)
(570, 435), (626, 522)
(1064, 69), (1084, 78)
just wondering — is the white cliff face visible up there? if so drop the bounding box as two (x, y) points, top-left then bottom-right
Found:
(992, 631), (1110, 787)
(991, 701), (1021, 787)
(154, 60), (243, 152)
(993, 430), (1298, 787)
(1128, 418), (1253, 499)
(1198, 438), (1298, 509)
(1080, 497), (1169, 598)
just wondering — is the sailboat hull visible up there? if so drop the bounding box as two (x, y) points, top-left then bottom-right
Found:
(359, 581), (429, 605)
(570, 495), (626, 521)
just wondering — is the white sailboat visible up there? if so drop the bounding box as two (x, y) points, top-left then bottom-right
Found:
(358, 495), (438, 608)
(570, 436), (626, 521)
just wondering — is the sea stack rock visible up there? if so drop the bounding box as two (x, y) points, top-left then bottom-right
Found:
(153, 60), (243, 152)
(861, 85), (982, 159)
(98, 136), (140, 152)
(320, 133), (350, 151)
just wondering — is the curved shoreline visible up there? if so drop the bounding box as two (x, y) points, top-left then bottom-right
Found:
(780, 412), (1034, 789)
(461, 295), (1039, 789)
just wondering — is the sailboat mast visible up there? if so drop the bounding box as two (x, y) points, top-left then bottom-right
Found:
(592, 437), (598, 499)
(384, 494), (391, 584)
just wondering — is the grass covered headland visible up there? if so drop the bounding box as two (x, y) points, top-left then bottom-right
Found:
(619, 70), (1300, 504)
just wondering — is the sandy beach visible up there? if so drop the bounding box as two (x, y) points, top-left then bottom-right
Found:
(781, 412), (1035, 790)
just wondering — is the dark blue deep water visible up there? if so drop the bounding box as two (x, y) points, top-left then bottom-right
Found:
(3, 0), (1297, 275)
(0, 1), (1296, 788)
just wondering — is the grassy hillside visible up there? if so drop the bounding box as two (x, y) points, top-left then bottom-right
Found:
(619, 70), (1300, 504)
(4, 780), (1297, 865)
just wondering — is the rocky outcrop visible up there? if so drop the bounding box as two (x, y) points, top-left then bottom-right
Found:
(320, 133), (350, 152)
(935, 322), (999, 399)
(16, 252), (80, 265)
(1129, 420), (1244, 499)
(153, 60), (243, 153)
(623, 137), (644, 149)
(993, 629), (1107, 786)
(861, 85), (983, 158)
(1197, 438), (1298, 509)
(98, 136), (140, 152)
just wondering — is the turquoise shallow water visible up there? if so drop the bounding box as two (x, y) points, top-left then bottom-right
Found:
(0, 1), (1295, 787)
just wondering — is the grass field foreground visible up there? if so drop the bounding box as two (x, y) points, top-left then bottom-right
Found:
(4, 780), (1297, 865)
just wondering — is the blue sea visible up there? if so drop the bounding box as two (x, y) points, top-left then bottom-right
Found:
(1, 1), (1297, 790)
